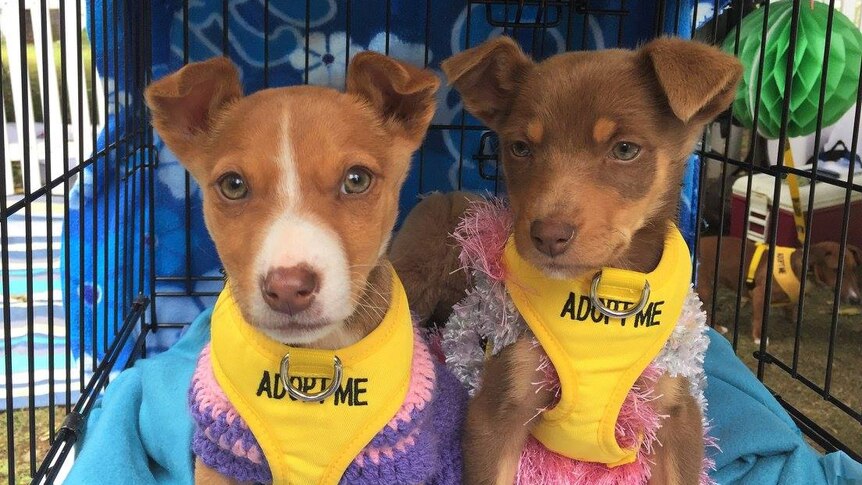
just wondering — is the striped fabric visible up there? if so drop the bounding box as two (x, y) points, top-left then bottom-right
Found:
(0, 199), (89, 409)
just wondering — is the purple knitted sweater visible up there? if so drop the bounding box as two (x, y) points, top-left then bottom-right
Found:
(189, 328), (466, 484)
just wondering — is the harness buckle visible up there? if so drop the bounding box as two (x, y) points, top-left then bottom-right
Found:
(590, 271), (652, 319)
(279, 353), (344, 402)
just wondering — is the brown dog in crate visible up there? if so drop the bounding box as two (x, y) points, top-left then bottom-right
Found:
(144, 54), (467, 485)
(391, 36), (741, 484)
(697, 236), (862, 344)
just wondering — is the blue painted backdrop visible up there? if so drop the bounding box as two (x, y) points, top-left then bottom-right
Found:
(64, 0), (730, 360)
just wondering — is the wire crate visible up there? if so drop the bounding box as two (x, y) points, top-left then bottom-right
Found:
(0, 0), (857, 483)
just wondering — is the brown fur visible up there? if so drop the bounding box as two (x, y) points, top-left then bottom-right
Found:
(405, 36), (741, 483)
(697, 236), (862, 343)
(145, 54), (438, 483)
(390, 191), (483, 325)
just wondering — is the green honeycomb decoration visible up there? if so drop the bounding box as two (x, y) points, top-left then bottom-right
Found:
(723, 1), (862, 139)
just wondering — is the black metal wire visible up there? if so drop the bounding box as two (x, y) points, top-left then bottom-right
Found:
(17, 0), (39, 474)
(37, 0), (57, 445)
(58, 0), (73, 421)
(824, 29), (862, 398)
(11, 1), (862, 480)
(792, 0), (838, 376)
(0, 10), (16, 480)
(758, 0), (802, 380)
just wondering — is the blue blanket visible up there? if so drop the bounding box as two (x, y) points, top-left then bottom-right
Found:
(65, 309), (862, 484)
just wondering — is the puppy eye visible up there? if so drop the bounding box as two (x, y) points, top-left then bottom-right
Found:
(342, 166), (373, 195)
(611, 141), (641, 161)
(510, 141), (531, 158)
(217, 172), (248, 200)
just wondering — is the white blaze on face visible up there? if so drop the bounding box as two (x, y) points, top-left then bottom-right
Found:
(249, 112), (353, 344)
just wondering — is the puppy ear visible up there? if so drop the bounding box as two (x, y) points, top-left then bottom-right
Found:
(847, 245), (862, 266)
(441, 36), (533, 130)
(144, 57), (243, 166)
(640, 37), (742, 124)
(807, 244), (832, 286)
(347, 52), (440, 147)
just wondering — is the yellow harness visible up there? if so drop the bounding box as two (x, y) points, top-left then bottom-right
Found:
(209, 267), (413, 485)
(745, 243), (801, 303)
(503, 227), (691, 466)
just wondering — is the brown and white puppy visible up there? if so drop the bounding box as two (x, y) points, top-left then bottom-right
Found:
(433, 37), (741, 484)
(144, 53), (438, 484)
(697, 236), (862, 344)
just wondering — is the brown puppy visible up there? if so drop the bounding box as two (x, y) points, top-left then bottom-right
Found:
(438, 37), (741, 484)
(390, 191), (482, 325)
(145, 54), (439, 484)
(697, 236), (862, 343)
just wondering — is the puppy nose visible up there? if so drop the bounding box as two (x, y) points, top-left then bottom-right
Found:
(262, 266), (319, 314)
(530, 220), (576, 257)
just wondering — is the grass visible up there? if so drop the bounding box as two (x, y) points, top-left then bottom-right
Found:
(710, 283), (862, 450)
(0, 407), (66, 483)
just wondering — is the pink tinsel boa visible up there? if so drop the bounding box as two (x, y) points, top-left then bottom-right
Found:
(446, 198), (716, 485)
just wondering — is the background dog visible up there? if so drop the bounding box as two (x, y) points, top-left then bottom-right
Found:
(145, 52), (439, 484)
(394, 36), (741, 484)
(697, 236), (862, 344)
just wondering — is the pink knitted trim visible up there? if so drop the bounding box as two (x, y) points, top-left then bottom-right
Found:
(385, 329), (437, 429)
(354, 329), (437, 466)
(193, 329), (437, 469)
(517, 365), (663, 485)
(192, 346), (266, 465)
(456, 198), (717, 484)
(451, 197), (513, 284)
(354, 425), (422, 467)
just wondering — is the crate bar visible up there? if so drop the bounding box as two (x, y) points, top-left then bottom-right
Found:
(112, 0), (122, 342)
(792, 0), (837, 374)
(824, 37), (862, 397)
(304, 0), (310, 85)
(773, 393), (862, 463)
(31, 296), (151, 485)
(417, 0), (432, 193)
(263, 0), (269, 88)
(77, 0), (87, 402)
(727, 0), (771, 350)
(101, 0), (110, 366)
(58, 0), (73, 416)
(346, 0), (352, 74)
(617, 0), (627, 48)
(758, 0), (802, 380)
(698, 150), (862, 192)
(148, 0), (159, 338)
(16, 0), (39, 474)
(90, 0), (99, 379)
(385, 0), (392, 55)
(222, 0), (229, 55)
(534, 0), (549, 58)
(457, 3), (472, 192)
(121, 0), (133, 320)
(183, 0), (191, 298)
(580, 1), (589, 52)
(706, 0), (745, 344)
(38, 0), (58, 443)
(0, 10), (15, 479)
(756, 350), (862, 425)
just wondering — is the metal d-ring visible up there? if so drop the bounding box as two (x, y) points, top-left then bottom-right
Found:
(279, 353), (343, 402)
(590, 271), (651, 319)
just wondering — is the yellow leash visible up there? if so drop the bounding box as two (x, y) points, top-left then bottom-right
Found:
(783, 145), (807, 245)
